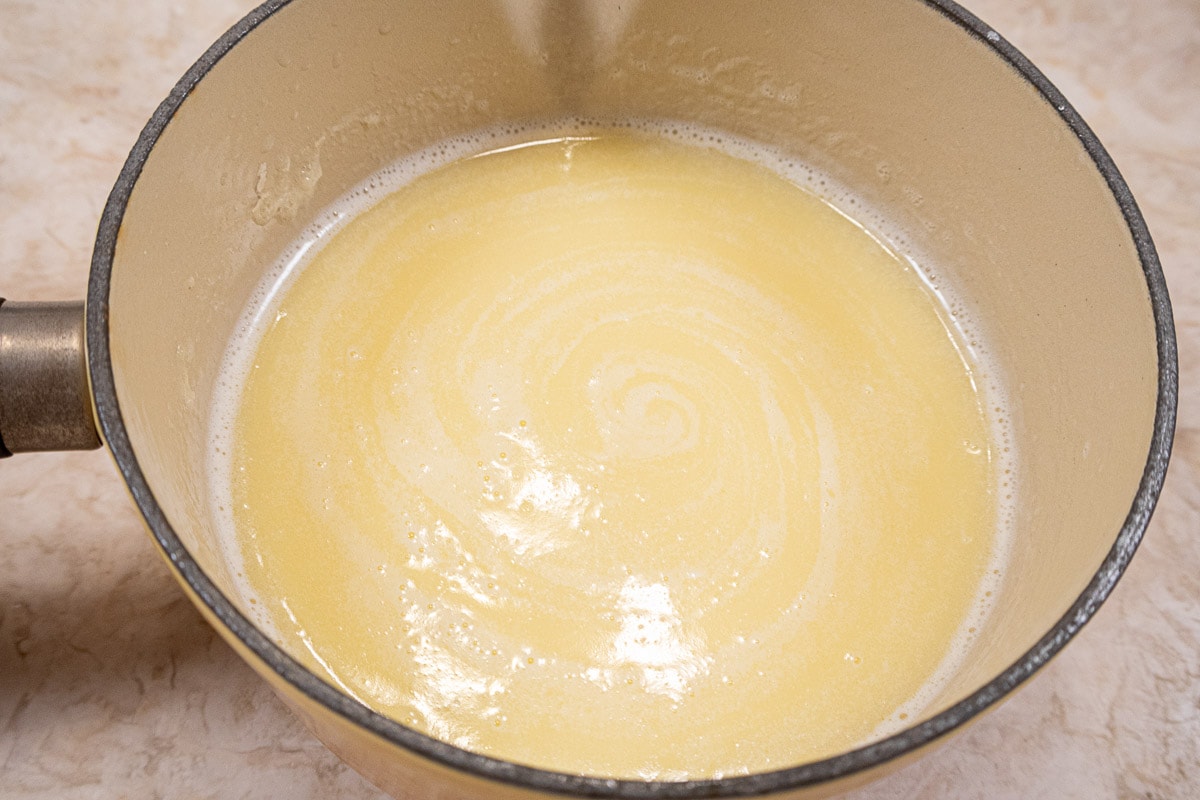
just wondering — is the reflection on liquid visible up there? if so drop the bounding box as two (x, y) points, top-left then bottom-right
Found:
(609, 577), (709, 700)
(478, 432), (590, 558)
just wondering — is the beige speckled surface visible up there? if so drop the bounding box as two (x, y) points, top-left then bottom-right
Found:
(1, 1), (1196, 797)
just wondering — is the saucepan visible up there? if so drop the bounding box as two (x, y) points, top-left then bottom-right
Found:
(0, 0), (1176, 797)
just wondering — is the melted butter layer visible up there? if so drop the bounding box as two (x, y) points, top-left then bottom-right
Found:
(228, 133), (998, 779)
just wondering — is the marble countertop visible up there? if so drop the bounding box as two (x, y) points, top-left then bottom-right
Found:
(1, 1), (1196, 797)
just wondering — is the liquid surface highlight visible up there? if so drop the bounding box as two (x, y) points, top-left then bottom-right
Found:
(214, 129), (1005, 779)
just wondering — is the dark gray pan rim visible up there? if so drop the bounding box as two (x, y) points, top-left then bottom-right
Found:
(86, 1), (1178, 796)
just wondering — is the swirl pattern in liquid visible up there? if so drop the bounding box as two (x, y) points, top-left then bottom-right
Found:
(219, 131), (1001, 779)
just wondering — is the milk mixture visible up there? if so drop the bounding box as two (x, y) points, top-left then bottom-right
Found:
(210, 125), (1010, 779)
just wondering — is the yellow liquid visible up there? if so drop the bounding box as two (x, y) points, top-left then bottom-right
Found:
(221, 131), (999, 779)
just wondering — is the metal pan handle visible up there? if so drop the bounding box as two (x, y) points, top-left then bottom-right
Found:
(0, 299), (101, 456)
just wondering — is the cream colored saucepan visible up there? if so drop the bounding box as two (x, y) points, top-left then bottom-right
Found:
(0, 1), (1175, 797)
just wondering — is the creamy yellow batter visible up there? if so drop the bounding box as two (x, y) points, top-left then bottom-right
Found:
(221, 131), (1000, 779)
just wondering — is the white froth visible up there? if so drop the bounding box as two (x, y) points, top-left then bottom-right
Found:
(207, 116), (1017, 740)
